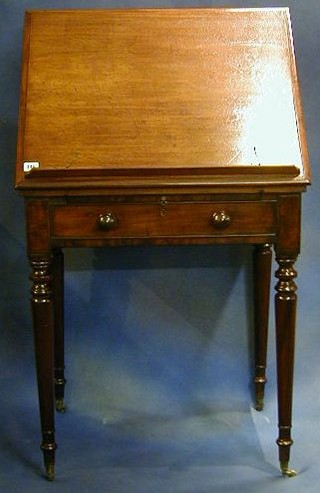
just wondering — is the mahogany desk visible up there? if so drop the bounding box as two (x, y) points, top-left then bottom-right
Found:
(15, 8), (310, 480)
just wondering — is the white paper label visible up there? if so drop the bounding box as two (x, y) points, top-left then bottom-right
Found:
(23, 161), (40, 172)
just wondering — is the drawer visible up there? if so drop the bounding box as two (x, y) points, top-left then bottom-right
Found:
(51, 201), (277, 239)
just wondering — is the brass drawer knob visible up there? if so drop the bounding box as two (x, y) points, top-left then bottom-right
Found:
(97, 212), (118, 230)
(211, 211), (231, 229)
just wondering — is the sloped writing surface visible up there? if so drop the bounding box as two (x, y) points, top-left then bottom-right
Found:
(17, 8), (307, 186)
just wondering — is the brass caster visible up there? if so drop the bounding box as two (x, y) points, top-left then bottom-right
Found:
(280, 461), (297, 477)
(46, 463), (55, 481)
(56, 398), (66, 413)
(255, 396), (264, 412)
(42, 438), (57, 480)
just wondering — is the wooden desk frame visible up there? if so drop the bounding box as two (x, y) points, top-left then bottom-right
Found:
(24, 190), (302, 480)
(16, 8), (310, 481)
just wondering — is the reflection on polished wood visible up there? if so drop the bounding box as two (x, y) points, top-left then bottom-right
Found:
(16, 8), (310, 480)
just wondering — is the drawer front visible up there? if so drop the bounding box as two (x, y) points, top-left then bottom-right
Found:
(52, 201), (277, 239)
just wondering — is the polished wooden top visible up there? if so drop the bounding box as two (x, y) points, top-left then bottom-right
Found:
(16, 8), (310, 191)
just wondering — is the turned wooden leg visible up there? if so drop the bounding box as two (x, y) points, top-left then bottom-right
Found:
(275, 254), (298, 477)
(253, 244), (272, 411)
(30, 257), (57, 480)
(52, 249), (66, 413)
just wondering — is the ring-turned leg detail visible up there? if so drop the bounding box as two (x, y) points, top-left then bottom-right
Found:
(30, 257), (57, 480)
(253, 244), (272, 411)
(275, 255), (298, 477)
(41, 430), (57, 480)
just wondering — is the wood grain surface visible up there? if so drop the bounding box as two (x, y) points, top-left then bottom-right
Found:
(16, 8), (310, 188)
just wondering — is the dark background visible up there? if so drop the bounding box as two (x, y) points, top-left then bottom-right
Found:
(0, 1), (319, 492)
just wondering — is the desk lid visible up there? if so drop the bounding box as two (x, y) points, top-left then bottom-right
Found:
(16, 8), (310, 190)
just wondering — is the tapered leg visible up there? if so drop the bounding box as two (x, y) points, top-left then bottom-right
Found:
(253, 244), (272, 411)
(52, 249), (66, 413)
(30, 257), (57, 480)
(275, 255), (298, 477)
